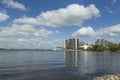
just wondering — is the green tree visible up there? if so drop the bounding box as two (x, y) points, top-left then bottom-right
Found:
(118, 43), (120, 51)
(107, 43), (119, 52)
(93, 45), (106, 51)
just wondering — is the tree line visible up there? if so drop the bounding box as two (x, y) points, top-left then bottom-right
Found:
(87, 43), (120, 52)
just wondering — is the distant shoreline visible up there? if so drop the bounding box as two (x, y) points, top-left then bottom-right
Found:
(0, 49), (55, 51)
(0, 49), (120, 53)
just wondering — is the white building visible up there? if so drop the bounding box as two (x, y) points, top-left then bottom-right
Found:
(80, 44), (92, 50)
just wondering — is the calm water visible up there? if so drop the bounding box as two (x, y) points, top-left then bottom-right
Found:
(0, 50), (120, 80)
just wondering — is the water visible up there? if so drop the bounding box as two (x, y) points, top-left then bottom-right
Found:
(0, 50), (120, 80)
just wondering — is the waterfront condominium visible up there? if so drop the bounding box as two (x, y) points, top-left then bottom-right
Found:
(64, 38), (79, 50)
(95, 39), (111, 47)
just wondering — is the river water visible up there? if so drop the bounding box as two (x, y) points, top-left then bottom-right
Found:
(0, 50), (120, 80)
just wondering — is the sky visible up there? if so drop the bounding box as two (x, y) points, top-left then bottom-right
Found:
(0, 0), (120, 49)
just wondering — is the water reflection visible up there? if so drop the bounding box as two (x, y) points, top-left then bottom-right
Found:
(64, 51), (120, 76)
(64, 51), (79, 67)
(64, 51), (96, 75)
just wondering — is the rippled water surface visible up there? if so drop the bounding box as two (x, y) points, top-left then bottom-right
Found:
(0, 50), (120, 80)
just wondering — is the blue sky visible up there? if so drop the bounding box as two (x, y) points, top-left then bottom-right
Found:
(0, 0), (120, 49)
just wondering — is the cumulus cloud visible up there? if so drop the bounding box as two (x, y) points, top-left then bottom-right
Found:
(97, 24), (120, 37)
(37, 4), (100, 27)
(72, 27), (95, 37)
(34, 28), (59, 38)
(13, 4), (100, 27)
(13, 17), (38, 25)
(72, 24), (120, 37)
(0, 37), (63, 49)
(0, 12), (9, 22)
(0, 23), (60, 49)
(0, 24), (59, 38)
(0, 24), (36, 38)
(2, 0), (27, 10)
(0, 37), (40, 49)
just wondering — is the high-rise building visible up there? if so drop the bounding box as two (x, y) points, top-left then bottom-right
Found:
(64, 38), (79, 50)
(95, 39), (111, 47)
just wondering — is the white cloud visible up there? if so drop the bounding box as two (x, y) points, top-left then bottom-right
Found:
(0, 24), (36, 38)
(0, 37), (63, 49)
(13, 17), (38, 25)
(72, 27), (95, 37)
(0, 12), (9, 22)
(0, 24), (58, 38)
(34, 28), (56, 38)
(2, 0), (26, 10)
(107, 24), (120, 33)
(72, 24), (120, 37)
(13, 4), (100, 27)
(97, 24), (120, 37)
(0, 24), (60, 49)
(37, 4), (100, 27)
